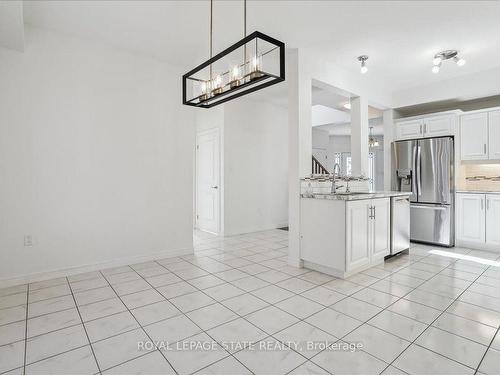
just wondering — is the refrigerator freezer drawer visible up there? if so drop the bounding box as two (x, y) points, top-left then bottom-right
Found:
(410, 203), (454, 247)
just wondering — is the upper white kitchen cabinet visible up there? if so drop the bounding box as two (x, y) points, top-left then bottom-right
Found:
(424, 115), (454, 137)
(460, 112), (488, 160)
(396, 119), (424, 140)
(395, 112), (457, 141)
(489, 110), (500, 160)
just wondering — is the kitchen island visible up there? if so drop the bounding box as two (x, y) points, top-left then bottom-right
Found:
(300, 191), (411, 278)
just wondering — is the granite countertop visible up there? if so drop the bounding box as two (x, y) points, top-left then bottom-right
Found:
(301, 191), (412, 201)
(456, 190), (500, 194)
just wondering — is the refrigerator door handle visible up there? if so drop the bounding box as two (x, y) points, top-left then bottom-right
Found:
(416, 145), (422, 196)
(411, 204), (447, 210)
(412, 145), (418, 196)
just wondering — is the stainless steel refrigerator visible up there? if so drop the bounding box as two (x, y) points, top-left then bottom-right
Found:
(392, 136), (454, 247)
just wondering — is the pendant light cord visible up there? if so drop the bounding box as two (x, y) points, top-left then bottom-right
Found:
(209, 0), (213, 80)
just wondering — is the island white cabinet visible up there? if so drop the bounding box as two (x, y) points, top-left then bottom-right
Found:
(345, 200), (371, 271)
(456, 192), (500, 251)
(460, 112), (489, 160)
(371, 198), (391, 260)
(301, 196), (391, 278)
(486, 194), (500, 246)
(345, 198), (390, 272)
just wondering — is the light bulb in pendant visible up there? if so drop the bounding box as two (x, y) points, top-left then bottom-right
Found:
(211, 75), (223, 96)
(454, 56), (466, 67)
(230, 66), (242, 89)
(249, 55), (264, 80)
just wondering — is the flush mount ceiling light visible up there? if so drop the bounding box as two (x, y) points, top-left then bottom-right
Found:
(358, 55), (369, 74)
(368, 126), (379, 148)
(182, 0), (285, 108)
(343, 102), (351, 110)
(432, 50), (466, 73)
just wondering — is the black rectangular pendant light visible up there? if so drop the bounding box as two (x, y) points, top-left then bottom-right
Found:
(182, 31), (285, 108)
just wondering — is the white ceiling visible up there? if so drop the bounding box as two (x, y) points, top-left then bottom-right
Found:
(21, 0), (500, 98)
(0, 1), (24, 51)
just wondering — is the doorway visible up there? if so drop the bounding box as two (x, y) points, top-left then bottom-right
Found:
(195, 128), (221, 234)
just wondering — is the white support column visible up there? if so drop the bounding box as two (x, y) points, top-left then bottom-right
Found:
(350, 96), (369, 176)
(288, 49), (311, 268)
(383, 109), (395, 190)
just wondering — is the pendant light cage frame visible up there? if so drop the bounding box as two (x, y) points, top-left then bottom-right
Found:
(182, 31), (285, 108)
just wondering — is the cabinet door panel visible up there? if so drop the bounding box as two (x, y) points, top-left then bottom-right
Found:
(396, 120), (423, 140)
(456, 193), (485, 243)
(486, 195), (500, 246)
(346, 201), (370, 271)
(489, 111), (500, 160)
(460, 113), (488, 160)
(371, 198), (390, 260)
(424, 116), (453, 137)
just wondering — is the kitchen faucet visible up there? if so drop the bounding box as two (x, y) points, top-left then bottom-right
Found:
(331, 163), (342, 194)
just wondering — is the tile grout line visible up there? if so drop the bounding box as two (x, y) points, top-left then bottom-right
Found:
(66, 277), (103, 375)
(135, 261), (259, 375)
(98, 271), (181, 375)
(146, 261), (267, 374)
(289, 250), (473, 372)
(474, 324), (500, 374)
(384, 258), (493, 374)
(22, 284), (29, 375)
(4, 236), (497, 375)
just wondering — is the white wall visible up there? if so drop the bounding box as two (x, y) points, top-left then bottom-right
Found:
(0, 27), (195, 286)
(223, 98), (288, 235)
(311, 128), (329, 169)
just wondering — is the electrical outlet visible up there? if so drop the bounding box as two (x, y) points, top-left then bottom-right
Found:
(24, 235), (33, 247)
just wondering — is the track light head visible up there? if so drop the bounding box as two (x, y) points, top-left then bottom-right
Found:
(357, 55), (369, 74)
(454, 56), (466, 67)
(432, 50), (466, 73)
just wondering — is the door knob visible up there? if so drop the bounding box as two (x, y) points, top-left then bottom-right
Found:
(211, 186), (218, 189)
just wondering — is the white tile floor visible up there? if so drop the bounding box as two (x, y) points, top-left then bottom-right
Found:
(1, 229), (500, 374)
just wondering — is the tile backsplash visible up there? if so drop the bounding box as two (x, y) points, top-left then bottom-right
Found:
(300, 177), (370, 195)
(464, 164), (500, 192)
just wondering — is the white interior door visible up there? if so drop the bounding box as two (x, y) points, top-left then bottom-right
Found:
(196, 129), (220, 234)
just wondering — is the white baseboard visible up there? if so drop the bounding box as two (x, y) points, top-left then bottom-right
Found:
(224, 222), (289, 237)
(0, 247), (194, 289)
(455, 240), (500, 253)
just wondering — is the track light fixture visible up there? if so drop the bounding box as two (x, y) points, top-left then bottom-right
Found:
(357, 55), (368, 74)
(432, 50), (466, 73)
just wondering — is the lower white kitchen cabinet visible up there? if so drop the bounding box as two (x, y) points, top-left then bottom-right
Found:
(486, 194), (500, 246)
(345, 200), (371, 271)
(346, 198), (390, 272)
(456, 192), (500, 251)
(456, 193), (485, 244)
(301, 196), (391, 278)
